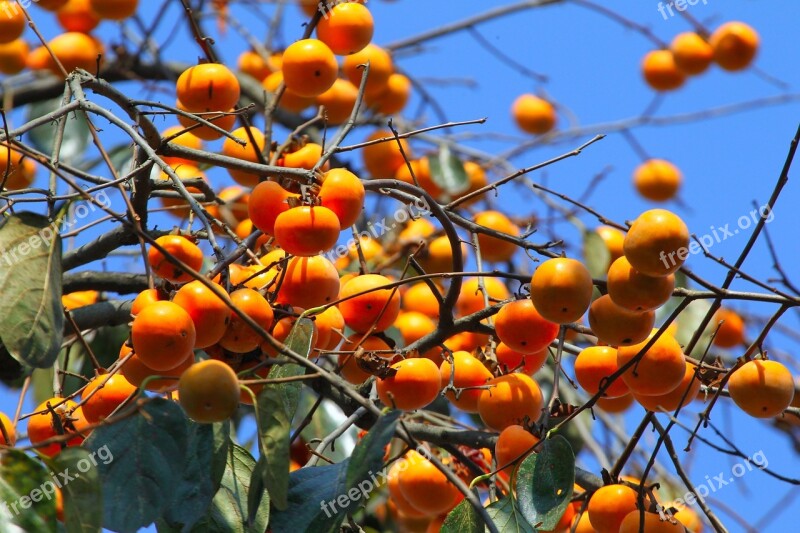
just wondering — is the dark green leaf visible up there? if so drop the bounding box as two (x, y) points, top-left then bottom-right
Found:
(429, 145), (470, 195)
(269, 462), (348, 533)
(43, 448), (102, 533)
(190, 444), (268, 533)
(583, 229), (612, 279)
(0, 212), (63, 368)
(485, 497), (535, 533)
(271, 410), (401, 533)
(254, 317), (315, 510)
(0, 448), (58, 531)
(210, 421), (231, 492)
(160, 422), (218, 531)
(345, 410), (399, 489)
(441, 497), (483, 533)
(27, 98), (91, 165)
(675, 299), (715, 356)
(516, 435), (575, 531)
(83, 398), (189, 533)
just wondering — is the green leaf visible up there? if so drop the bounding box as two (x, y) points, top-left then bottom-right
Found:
(516, 435), (575, 531)
(299, 397), (356, 464)
(485, 497), (535, 533)
(441, 497), (483, 533)
(583, 229), (612, 279)
(270, 462), (348, 533)
(0, 448), (58, 531)
(83, 398), (189, 533)
(190, 444), (269, 533)
(27, 98), (91, 165)
(345, 410), (399, 489)
(270, 410), (401, 533)
(43, 448), (102, 533)
(0, 212), (64, 368)
(429, 145), (470, 195)
(675, 299), (715, 356)
(254, 317), (315, 510)
(160, 422), (218, 531)
(210, 421), (231, 492)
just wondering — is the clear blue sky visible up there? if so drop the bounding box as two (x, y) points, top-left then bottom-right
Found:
(2, 1), (799, 531)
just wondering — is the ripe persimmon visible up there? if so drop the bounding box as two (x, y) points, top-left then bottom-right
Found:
(727, 359), (794, 418)
(316, 2), (374, 55)
(275, 255), (340, 309)
(81, 372), (137, 423)
(377, 358), (441, 410)
(342, 43), (394, 96)
(478, 373), (543, 431)
(495, 342), (549, 375)
(148, 235), (204, 283)
(712, 308), (745, 348)
(173, 280), (232, 348)
(439, 351), (493, 413)
(633, 159), (682, 202)
(587, 484), (639, 533)
(130, 288), (165, 315)
(596, 225), (625, 263)
(339, 274), (401, 333)
(530, 257), (594, 324)
(402, 282), (441, 319)
(314, 306), (345, 351)
(237, 49), (278, 81)
(362, 129), (410, 178)
(574, 346), (629, 398)
(176, 63), (240, 112)
(88, 0), (138, 20)
(57, 0), (101, 32)
(495, 424), (539, 478)
(670, 32), (714, 75)
(0, 411), (16, 446)
(387, 461), (427, 518)
(0, 2), (25, 44)
(33, 0), (69, 9)
(619, 510), (686, 533)
(131, 301), (197, 371)
(397, 450), (462, 516)
(364, 72), (411, 115)
(709, 22), (759, 71)
(394, 157), (442, 198)
(156, 164), (207, 219)
(495, 299), (559, 354)
(607, 256), (675, 312)
(260, 308), (320, 356)
(206, 185), (250, 226)
(588, 294), (655, 346)
(27, 399), (85, 457)
(394, 311), (436, 346)
(316, 78), (359, 124)
(119, 345), (194, 392)
(474, 211), (519, 262)
(273, 205), (341, 256)
(160, 125), (203, 168)
(263, 71), (315, 113)
(0, 39), (28, 75)
(178, 360), (240, 423)
(595, 393), (634, 414)
(281, 38), (338, 97)
(623, 209), (690, 277)
(634, 363), (701, 412)
(218, 288), (274, 353)
(44, 32), (102, 76)
(221, 126), (267, 187)
(319, 168), (365, 228)
(283, 142), (326, 170)
(176, 102), (237, 141)
(248, 180), (296, 235)
(616, 330), (686, 396)
(338, 334), (392, 384)
(0, 144), (35, 190)
(512, 94), (556, 135)
(456, 277), (510, 317)
(642, 50), (686, 91)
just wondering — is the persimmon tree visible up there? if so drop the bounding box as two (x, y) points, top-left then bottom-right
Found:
(0, 1), (798, 532)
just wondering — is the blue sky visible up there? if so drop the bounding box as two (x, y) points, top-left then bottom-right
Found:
(2, 1), (800, 531)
